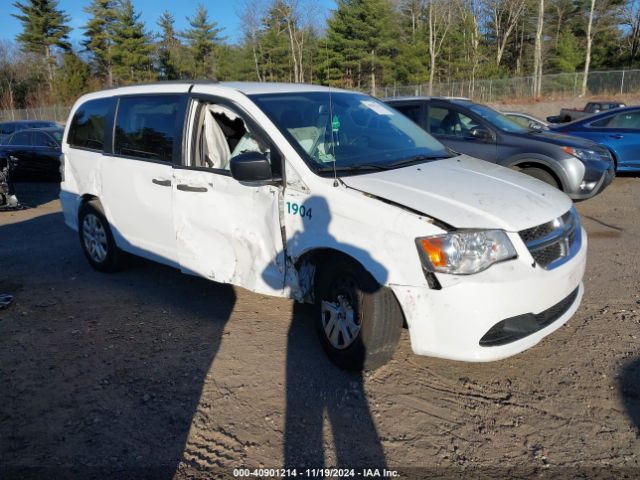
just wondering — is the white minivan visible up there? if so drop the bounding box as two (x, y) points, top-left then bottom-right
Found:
(60, 82), (587, 370)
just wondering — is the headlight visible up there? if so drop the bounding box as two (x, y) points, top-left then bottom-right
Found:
(562, 146), (610, 163)
(416, 230), (517, 275)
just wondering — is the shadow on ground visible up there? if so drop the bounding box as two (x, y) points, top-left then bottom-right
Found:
(13, 182), (60, 208)
(619, 358), (640, 436)
(0, 211), (236, 478)
(0, 204), (387, 477)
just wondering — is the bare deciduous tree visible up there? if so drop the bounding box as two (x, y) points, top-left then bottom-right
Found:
(426, 0), (452, 94)
(582, 0), (596, 96)
(239, 0), (266, 82)
(458, 0), (483, 96)
(623, 0), (640, 67)
(533, 0), (545, 97)
(486, 0), (527, 66)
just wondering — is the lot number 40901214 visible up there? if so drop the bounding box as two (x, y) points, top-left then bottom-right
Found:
(286, 201), (312, 220)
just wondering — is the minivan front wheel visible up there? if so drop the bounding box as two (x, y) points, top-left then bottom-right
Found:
(78, 202), (123, 272)
(315, 257), (403, 371)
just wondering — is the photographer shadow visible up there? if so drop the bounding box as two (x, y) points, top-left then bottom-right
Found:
(619, 357), (640, 435)
(264, 196), (388, 468)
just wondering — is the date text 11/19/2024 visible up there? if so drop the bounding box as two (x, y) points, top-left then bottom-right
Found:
(233, 468), (400, 478)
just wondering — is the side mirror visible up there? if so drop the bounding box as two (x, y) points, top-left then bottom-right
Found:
(230, 151), (273, 183)
(469, 126), (493, 142)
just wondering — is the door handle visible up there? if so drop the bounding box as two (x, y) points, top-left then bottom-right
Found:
(177, 184), (208, 192)
(152, 178), (171, 187)
(608, 134), (623, 139)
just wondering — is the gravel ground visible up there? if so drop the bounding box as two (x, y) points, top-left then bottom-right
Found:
(489, 94), (640, 121)
(0, 177), (639, 479)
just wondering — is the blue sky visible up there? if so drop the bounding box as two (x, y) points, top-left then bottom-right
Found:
(3, 0), (335, 46)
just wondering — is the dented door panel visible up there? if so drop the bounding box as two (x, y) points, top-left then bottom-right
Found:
(172, 168), (286, 296)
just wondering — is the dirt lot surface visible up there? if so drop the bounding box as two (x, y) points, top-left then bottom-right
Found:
(1, 178), (639, 479)
(489, 94), (640, 121)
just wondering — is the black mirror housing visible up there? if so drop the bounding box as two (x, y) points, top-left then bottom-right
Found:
(469, 126), (493, 142)
(230, 151), (273, 183)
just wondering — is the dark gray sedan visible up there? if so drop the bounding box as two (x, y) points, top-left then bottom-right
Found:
(385, 97), (614, 200)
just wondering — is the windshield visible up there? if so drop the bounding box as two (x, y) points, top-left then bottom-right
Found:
(466, 104), (529, 133)
(250, 91), (452, 175)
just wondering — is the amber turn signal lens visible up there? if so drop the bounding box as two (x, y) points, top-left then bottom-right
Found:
(418, 238), (447, 267)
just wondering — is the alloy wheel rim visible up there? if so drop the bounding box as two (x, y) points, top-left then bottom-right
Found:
(82, 213), (108, 263)
(320, 275), (360, 350)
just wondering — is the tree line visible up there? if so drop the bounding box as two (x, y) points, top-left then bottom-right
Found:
(1, 0), (639, 111)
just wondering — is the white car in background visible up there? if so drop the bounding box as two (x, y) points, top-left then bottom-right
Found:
(60, 82), (587, 370)
(502, 111), (549, 130)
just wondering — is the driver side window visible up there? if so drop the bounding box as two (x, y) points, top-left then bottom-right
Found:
(192, 102), (268, 172)
(428, 106), (477, 137)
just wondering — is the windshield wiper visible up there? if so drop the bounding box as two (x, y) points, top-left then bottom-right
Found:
(315, 154), (452, 175)
(385, 154), (452, 168)
(315, 164), (389, 173)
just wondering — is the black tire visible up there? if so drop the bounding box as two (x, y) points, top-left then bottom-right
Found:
(315, 256), (403, 371)
(78, 201), (124, 273)
(519, 167), (560, 189)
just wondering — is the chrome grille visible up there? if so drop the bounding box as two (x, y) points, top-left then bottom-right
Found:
(519, 208), (581, 269)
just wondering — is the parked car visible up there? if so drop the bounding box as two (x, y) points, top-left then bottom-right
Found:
(0, 120), (59, 144)
(549, 106), (640, 172)
(0, 126), (64, 181)
(61, 83), (587, 370)
(385, 96), (614, 200)
(547, 101), (626, 124)
(503, 111), (548, 130)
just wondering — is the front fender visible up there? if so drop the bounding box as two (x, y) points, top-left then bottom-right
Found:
(503, 154), (571, 191)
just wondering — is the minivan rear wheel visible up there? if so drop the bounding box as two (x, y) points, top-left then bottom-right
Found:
(78, 202), (124, 273)
(315, 256), (403, 371)
(518, 167), (560, 189)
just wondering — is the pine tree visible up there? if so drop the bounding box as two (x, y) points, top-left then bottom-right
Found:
(110, 0), (154, 85)
(12, 0), (71, 87)
(550, 27), (582, 72)
(181, 4), (224, 79)
(322, 0), (398, 93)
(83, 0), (118, 86)
(53, 51), (90, 103)
(156, 11), (182, 80)
(258, 3), (292, 82)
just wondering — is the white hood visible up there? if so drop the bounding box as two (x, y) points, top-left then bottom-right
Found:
(341, 155), (572, 232)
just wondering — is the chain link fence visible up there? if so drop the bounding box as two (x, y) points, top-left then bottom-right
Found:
(381, 69), (640, 101)
(0, 104), (70, 122)
(1, 69), (639, 121)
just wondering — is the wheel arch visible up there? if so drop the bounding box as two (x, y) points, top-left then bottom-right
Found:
(293, 247), (386, 303)
(507, 157), (566, 191)
(605, 147), (619, 170)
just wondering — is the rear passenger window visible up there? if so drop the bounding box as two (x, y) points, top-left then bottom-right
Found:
(9, 131), (32, 146)
(69, 98), (111, 150)
(114, 95), (179, 162)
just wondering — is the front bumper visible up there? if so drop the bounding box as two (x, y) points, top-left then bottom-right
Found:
(566, 161), (615, 200)
(391, 227), (587, 362)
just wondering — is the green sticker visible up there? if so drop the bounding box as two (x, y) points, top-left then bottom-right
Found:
(332, 114), (341, 132)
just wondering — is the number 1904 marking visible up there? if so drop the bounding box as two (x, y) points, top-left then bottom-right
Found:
(286, 201), (312, 220)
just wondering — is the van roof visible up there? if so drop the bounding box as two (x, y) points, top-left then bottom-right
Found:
(78, 81), (352, 100)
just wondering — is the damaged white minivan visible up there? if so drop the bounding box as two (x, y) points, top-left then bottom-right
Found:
(60, 82), (586, 370)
